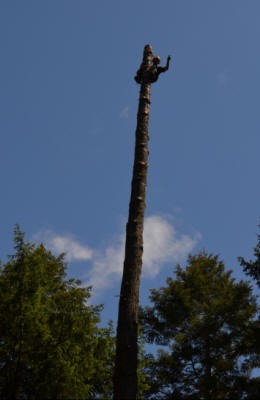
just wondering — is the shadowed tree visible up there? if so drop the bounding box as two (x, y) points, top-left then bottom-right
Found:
(238, 230), (260, 395)
(140, 253), (258, 399)
(239, 229), (260, 288)
(113, 44), (170, 400)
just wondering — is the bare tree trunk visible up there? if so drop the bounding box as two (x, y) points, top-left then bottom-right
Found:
(113, 44), (153, 400)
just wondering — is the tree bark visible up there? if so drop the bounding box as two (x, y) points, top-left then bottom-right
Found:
(113, 44), (153, 400)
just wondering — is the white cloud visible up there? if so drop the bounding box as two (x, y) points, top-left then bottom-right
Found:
(51, 235), (93, 261)
(119, 106), (129, 119)
(33, 216), (200, 295)
(88, 238), (125, 291)
(143, 215), (200, 277)
(86, 215), (200, 292)
(33, 231), (93, 262)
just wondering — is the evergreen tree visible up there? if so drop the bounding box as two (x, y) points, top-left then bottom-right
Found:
(239, 229), (260, 288)
(0, 225), (114, 399)
(140, 252), (258, 399)
(238, 230), (260, 397)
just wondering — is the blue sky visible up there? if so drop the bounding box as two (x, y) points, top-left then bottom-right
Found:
(1, 1), (260, 324)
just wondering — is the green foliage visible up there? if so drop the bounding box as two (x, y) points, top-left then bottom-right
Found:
(239, 229), (260, 288)
(0, 225), (114, 399)
(140, 252), (259, 399)
(238, 230), (260, 382)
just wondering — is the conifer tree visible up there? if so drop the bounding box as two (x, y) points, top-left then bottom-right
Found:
(239, 230), (260, 288)
(238, 231), (260, 396)
(141, 253), (258, 399)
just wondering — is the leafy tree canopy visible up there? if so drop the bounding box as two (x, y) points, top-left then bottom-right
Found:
(0, 225), (114, 399)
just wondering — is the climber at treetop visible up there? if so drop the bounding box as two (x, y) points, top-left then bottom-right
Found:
(134, 54), (171, 84)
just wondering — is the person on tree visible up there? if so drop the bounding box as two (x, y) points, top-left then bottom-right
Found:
(134, 55), (171, 84)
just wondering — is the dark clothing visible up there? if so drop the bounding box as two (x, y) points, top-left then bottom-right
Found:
(134, 72), (143, 84)
(148, 65), (168, 83)
(134, 57), (170, 84)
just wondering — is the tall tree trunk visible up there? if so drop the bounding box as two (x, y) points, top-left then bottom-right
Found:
(113, 44), (153, 400)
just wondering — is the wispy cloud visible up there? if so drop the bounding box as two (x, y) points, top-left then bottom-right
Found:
(33, 215), (200, 295)
(143, 215), (200, 277)
(88, 237), (125, 291)
(32, 231), (93, 262)
(86, 215), (200, 292)
(119, 106), (129, 119)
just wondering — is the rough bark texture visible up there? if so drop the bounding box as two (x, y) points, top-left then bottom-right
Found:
(113, 44), (153, 400)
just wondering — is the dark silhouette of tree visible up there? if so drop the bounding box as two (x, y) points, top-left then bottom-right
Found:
(113, 44), (170, 399)
(239, 229), (260, 288)
(140, 252), (258, 400)
(238, 230), (260, 395)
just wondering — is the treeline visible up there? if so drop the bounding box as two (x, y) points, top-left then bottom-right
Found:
(0, 225), (259, 399)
